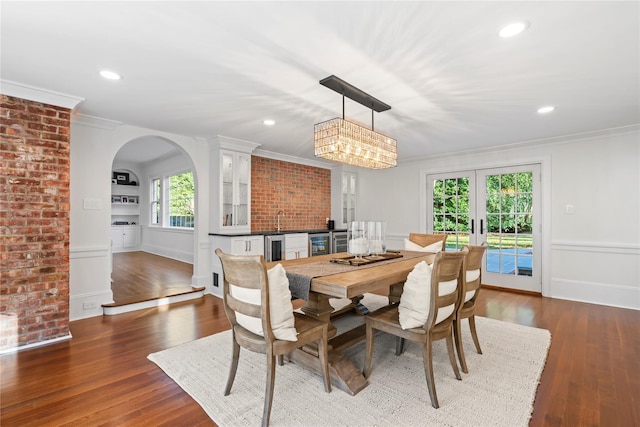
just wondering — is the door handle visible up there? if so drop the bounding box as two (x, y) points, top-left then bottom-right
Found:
(471, 219), (475, 234)
(480, 219), (484, 235)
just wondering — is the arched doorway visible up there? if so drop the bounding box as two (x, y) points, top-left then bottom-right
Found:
(109, 136), (200, 305)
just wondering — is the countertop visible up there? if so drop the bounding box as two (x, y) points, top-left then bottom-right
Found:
(209, 229), (347, 237)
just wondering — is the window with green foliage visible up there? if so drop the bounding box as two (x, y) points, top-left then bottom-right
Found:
(150, 171), (195, 228)
(432, 177), (470, 249)
(168, 172), (194, 228)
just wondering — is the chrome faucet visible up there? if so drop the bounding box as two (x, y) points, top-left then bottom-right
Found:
(276, 210), (284, 232)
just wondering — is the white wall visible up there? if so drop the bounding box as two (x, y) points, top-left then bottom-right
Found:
(138, 151), (195, 263)
(69, 121), (213, 320)
(356, 126), (640, 310)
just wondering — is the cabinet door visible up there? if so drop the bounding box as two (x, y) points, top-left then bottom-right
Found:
(220, 151), (251, 232)
(245, 236), (264, 256)
(110, 227), (123, 252)
(230, 237), (248, 255)
(235, 153), (251, 228)
(122, 226), (139, 249)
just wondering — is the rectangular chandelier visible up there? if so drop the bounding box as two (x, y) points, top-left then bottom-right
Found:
(314, 75), (397, 169)
(314, 118), (397, 169)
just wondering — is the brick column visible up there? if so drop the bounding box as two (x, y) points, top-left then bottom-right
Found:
(0, 95), (71, 351)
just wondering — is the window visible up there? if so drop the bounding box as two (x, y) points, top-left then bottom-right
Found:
(168, 172), (194, 228)
(151, 178), (161, 225)
(150, 171), (195, 228)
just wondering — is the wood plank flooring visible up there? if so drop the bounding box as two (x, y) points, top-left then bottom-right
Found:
(2, 279), (639, 425)
(109, 251), (202, 306)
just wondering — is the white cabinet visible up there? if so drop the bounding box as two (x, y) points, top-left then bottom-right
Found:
(285, 233), (308, 260)
(210, 234), (264, 298)
(211, 136), (260, 234)
(229, 235), (264, 256)
(342, 172), (357, 226)
(220, 150), (251, 232)
(110, 225), (140, 253)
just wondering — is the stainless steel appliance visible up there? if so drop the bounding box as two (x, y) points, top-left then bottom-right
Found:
(264, 235), (285, 262)
(309, 233), (331, 257)
(331, 231), (348, 253)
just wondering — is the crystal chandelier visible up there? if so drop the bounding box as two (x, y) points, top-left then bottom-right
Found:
(314, 75), (397, 169)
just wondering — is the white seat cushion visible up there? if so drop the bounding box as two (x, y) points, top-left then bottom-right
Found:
(404, 238), (443, 252)
(230, 263), (298, 341)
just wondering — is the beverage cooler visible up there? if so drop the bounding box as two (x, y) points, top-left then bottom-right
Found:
(331, 231), (348, 253)
(309, 233), (331, 256)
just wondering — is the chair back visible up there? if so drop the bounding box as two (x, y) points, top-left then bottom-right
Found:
(409, 233), (448, 251)
(215, 248), (275, 342)
(426, 248), (468, 329)
(460, 246), (488, 306)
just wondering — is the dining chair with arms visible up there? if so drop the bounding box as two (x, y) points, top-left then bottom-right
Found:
(216, 249), (331, 427)
(454, 245), (488, 373)
(363, 248), (468, 409)
(408, 232), (448, 251)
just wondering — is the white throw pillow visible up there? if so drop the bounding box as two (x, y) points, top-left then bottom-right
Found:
(398, 261), (432, 329)
(399, 263), (458, 329)
(404, 238), (443, 252)
(230, 263), (298, 341)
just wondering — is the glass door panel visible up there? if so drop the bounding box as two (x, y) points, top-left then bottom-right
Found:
(477, 165), (540, 292)
(428, 172), (475, 250)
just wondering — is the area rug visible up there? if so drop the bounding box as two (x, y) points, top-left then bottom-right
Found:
(148, 294), (551, 427)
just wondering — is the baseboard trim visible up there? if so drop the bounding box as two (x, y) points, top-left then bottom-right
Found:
(550, 278), (640, 310)
(102, 290), (205, 315)
(0, 333), (73, 356)
(480, 284), (542, 297)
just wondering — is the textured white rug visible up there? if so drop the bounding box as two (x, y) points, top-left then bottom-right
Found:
(148, 294), (551, 427)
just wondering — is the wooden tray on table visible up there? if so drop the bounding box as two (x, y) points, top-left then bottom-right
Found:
(330, 251), (403, 266)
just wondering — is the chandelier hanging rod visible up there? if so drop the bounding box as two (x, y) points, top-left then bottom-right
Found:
(319, 75), (391, 113)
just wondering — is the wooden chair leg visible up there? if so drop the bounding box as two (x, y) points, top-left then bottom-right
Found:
(445, 332), (462, 380)
(395, 337), (405, 355)
(454, 319), (469, 374)
(318, 326), (332, 393)
(224, 337), (241, 395)
(363, 321), (374, 378)
(469, 315), (483, 354)
(422, 339), (439, 409)
(262, 354), (276, 427)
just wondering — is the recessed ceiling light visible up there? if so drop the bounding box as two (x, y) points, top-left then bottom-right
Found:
(499, 21), (530, 38)
(263, 119), (275, 126)
(537, 106), (555, 114)
(100, 70), (122, 80)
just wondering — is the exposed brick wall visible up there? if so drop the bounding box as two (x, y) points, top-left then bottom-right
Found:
(0, 95), (71, 351)
(251, 156), (331, 232)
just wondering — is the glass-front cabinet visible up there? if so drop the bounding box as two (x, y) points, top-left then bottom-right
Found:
(221, 150), (251, 230)
(212, 136), (260, 234)
(342, 171), (357, 225)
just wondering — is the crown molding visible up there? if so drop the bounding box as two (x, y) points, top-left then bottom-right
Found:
(71, 113), (123, 130)
(0, 79), (84, 109)
(253, 148), (335, 170)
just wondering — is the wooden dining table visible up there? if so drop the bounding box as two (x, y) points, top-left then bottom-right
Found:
(267, 250), (436, 395)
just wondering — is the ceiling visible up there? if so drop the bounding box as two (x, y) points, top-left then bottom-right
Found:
(2, 1), (638, 166)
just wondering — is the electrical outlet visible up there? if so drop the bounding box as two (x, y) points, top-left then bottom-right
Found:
(83, 301), (98, 310)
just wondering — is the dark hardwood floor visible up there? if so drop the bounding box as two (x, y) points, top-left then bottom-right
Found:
(109, 251), (201, 306)
(2, 279), (638, 425)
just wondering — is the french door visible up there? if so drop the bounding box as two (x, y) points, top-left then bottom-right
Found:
(427, 164), (541, 292)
